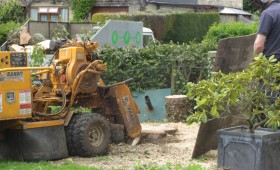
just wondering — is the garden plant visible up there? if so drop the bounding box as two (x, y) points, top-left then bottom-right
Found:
(186, 55), (280, 133)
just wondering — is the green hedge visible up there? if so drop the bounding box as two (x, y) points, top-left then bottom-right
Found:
(99, 42), (211, 93)
(202, 21), (258, 50)
(92, 12), (219, 44)
(0, 21), (21, 46)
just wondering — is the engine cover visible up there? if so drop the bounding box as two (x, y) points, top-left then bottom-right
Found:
(61, 47), (98, 93)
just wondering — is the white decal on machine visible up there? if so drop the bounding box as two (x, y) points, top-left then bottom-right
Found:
(0, 71), (24, 82)
(19, 90), (31, 115)
(6, 71), (24, 81)
(19, 90), (31, 104)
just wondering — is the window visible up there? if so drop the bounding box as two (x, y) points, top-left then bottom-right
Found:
(50, 15), (58, 22)
(30, 8), (38, 21)
(59, 8), (68, 22)
(40, 14), (47, 22)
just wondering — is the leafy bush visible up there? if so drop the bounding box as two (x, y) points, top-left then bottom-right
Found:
(186, 55), (280, 132)
(0, 22), (21, 46)
(202, 22), (258, 50)
(92, 12), (219, 44)
(0, 0), (25, 23)
(99, 42), (211, 93)
(70, 0), (96, 21)
(29, 45), (46, 67)
(243, 0), (263, 14)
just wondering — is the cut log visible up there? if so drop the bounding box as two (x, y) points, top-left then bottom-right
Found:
(20, 27), (31, 45)
(9, 44), (24, 52)
(141, 124), (178, 135)
(137, 124), (178, 144)
(165, 95), (190, 122)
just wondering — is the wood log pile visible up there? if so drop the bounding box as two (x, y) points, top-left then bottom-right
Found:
(165, 95), (191, 122)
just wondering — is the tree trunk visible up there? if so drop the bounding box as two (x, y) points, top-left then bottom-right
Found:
(165, 95), (190, 122)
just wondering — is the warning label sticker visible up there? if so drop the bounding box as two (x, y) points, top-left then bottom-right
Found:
(19, 90), (31, 115)
(20, 103), (31, 115)
(19, 90), (31, 104)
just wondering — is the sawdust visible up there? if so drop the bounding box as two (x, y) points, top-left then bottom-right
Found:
(55, 123), (217, 169)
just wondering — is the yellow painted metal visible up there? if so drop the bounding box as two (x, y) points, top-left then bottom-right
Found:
(20, 120), (64, 129)
(0, 52), (33, 121)
(0, 67), (51, 72)
(113, 84), (141, 138)
(31, 70), (51, 76)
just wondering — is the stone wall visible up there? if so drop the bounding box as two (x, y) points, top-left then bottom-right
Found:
(198, 0), (243, 9)
(129, 0), (145, 12)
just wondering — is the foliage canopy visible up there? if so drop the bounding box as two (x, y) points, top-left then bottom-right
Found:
(0, 21), (20, 46)
(92, 12), (219, 44)
(0, 0), (25, 23)
(99, 42), (211, 93)
(71, 0), (96, 22)
(202, 22), (258, 50)
(187, 55), (280, 132)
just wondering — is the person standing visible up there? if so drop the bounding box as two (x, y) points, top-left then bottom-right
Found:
(254, 0), (280, 61)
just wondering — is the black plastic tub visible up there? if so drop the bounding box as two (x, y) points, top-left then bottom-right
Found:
(218, 125), (280, 170)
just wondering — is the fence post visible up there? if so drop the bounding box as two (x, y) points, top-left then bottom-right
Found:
(171, 60), (176, 94)
(48, 22), (51, 39)
(68, 22), (71, 37)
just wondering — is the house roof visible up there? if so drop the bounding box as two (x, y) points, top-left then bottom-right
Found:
(219, 7), (252, 16)
(29, 2), (69, 7)
(148, 0), (198, 4)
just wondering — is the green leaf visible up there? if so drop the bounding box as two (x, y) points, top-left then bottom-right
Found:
(210, 105), (219, 118)
(197, 98), (207, 106)
(207, 88), (214, 94)
(267, 111), (275, 117)
(201, 114), (208, 123)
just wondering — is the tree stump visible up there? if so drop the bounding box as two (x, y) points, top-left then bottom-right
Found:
(165, 95), (190, 122)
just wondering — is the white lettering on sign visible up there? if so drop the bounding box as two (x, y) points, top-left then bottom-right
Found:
(19, 90), (31, 115)
(6, 71), (24, 81)
(0, 93), (2, 112)
(19, 90), (31, 104)
(19, 103), (31, 115)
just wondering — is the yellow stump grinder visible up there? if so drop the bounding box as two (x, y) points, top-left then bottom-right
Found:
(0, 41), (141, 161)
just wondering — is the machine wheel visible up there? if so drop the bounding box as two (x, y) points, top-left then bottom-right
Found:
(65, 113), (111, 157)
(65, 114), (81, 156)
(111, 129), (125, 144)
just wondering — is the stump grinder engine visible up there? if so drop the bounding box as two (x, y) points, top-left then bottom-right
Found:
(0, 41), (141, 161)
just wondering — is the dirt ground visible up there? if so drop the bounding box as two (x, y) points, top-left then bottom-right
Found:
(55, 123), (217, 170)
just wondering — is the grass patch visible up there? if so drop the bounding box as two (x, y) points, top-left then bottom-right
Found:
(0, 161), (210, 170)
(0, 161), (101, 170)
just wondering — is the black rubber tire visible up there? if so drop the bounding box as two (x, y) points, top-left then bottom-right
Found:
(111, 129), (125, 144)
(65, 113), (81, 156)
(65, 113), (111, 157)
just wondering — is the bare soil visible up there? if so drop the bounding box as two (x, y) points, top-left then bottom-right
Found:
(55, 123), (217, 170)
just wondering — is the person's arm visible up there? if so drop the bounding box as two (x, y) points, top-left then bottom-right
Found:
(254, 34), (266, 55)
(254, 11), (272, 55)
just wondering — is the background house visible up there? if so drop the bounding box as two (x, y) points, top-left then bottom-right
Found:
(22, 0), (244, 22)
(27, 0), (69, 22)
(219, 7), (253, 23)
(144, 0), (243, 12)
(91, 0), (129, 15)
